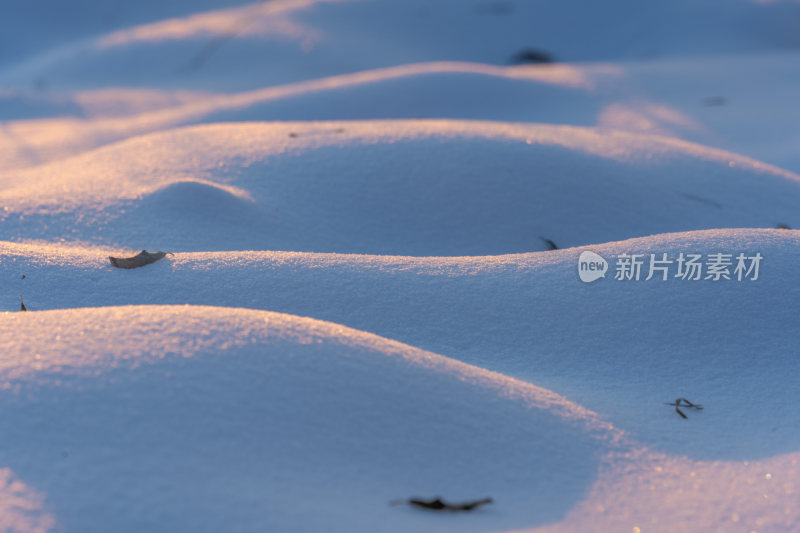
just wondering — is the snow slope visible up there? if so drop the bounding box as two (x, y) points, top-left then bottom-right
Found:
(0, 63), (614, 171)
(2, 305), (799, 533)
(0, 305), (615, 533)
(2, 121), (799, 255)
(1, 0), (799, 531)
(3, 228), (798, 461)
(2, 0), (798, 91)
(616, 52), (800, 173)
(1, 1), (799, 175)
(3, 57), (800, 175)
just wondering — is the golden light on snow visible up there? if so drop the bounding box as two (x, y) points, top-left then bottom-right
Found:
(0, 62), (615, 171)
(2, 225), (800, 531)
(521, 450), (800, 532)
(1, 0), (798, 529)
(96, 0), (347, 51)
(0, 468), (55, 533)
(3, 120), (797, 224)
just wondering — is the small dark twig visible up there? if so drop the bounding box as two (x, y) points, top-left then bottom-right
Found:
(665, 398), (703, 419)
(390, 497), (493, 512)
(20, 294), (27, 312)
(539, 236), (558, 250)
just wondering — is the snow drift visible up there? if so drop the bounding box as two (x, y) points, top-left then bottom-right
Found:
(2, 121), (799, 255)
(0, 305), (614, 533)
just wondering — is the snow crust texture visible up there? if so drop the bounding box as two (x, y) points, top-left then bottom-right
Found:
(1, 1), (799, 532)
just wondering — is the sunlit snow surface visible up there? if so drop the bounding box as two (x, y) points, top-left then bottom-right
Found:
(1, 0), (799, 532)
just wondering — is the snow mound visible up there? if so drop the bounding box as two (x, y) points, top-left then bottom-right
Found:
(2, 0), (797, 90)
(614, 52), (800, 174)
(1, 1), (799, 531)
(0, 62), (614, 171)
(520, 447), (800, 533)
(3, 229), (798, 459)
(2, 121), (799, 254)
(0, 305), (615, 533)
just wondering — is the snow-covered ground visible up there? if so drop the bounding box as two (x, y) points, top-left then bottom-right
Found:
(1, 1), (799, 532)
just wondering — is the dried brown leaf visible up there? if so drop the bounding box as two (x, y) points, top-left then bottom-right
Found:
(109, 250), (171, 269)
